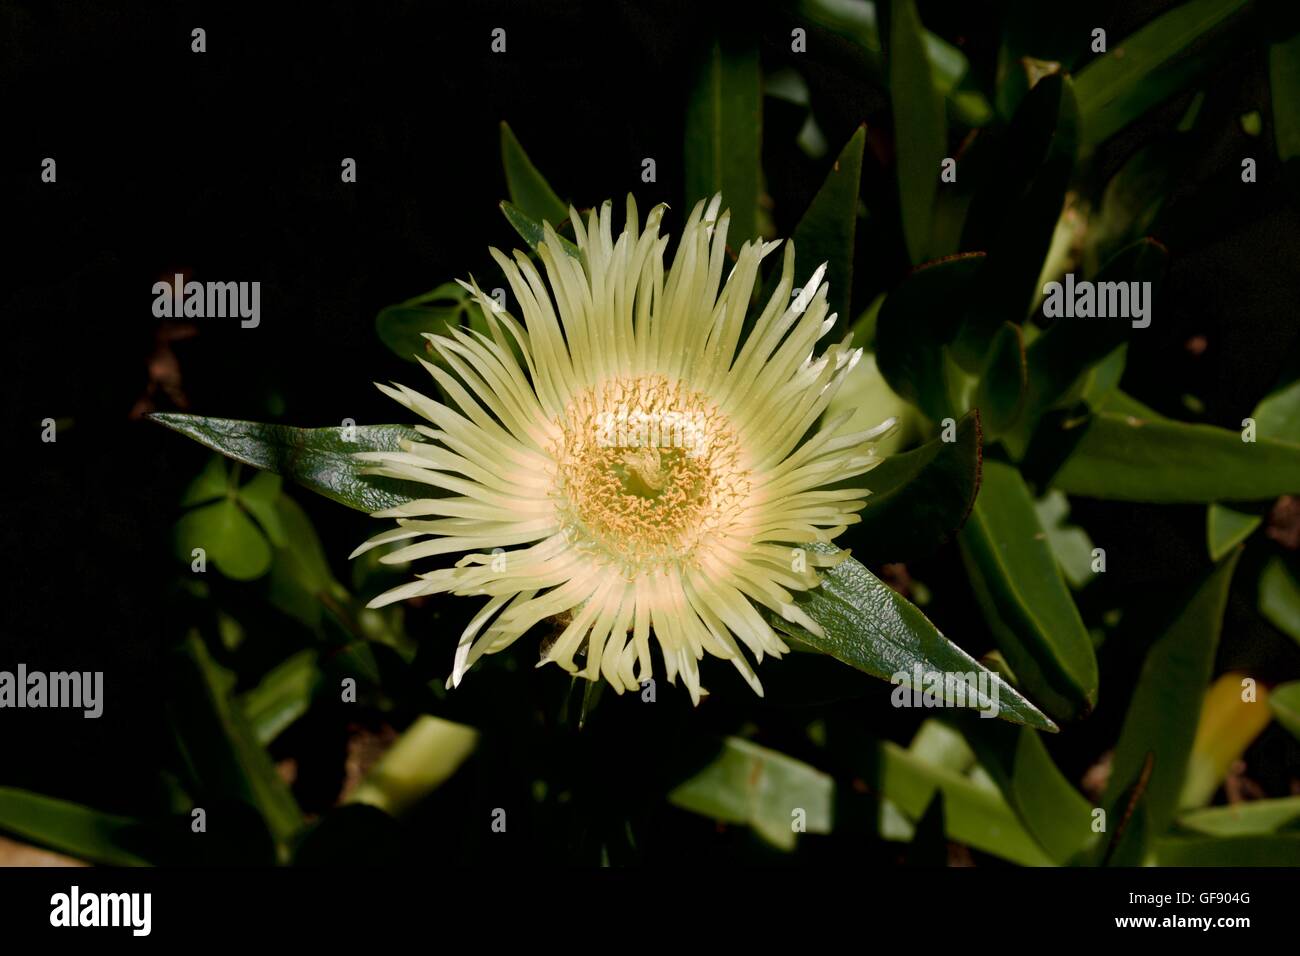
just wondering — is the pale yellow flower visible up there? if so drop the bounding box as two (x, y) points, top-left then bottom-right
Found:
(353, 196), (893, 703)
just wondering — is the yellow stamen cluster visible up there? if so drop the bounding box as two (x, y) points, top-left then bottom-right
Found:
(554, 375), (749, 574)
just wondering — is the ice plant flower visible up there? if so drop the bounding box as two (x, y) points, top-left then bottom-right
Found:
(353, 196), (894, 703)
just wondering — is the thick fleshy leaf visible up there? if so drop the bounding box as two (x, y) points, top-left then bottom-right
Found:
(1177, 796), (1300, 837)
(1260, 556), (1300, 648)
(1179, 672), (1274, 808)
(266, 495), (343, 633)
(499, 121), (567, 226)
(1207, 504), (1264, 560)
(1248, 373), (1300, 438)
(1100, 754), (1154, 866)
(1102, 551), (1241, 844)
(778, 549), (1057, 731)
(1271, 31), (1300, 193)
(174, 497), (273, 581)
(839, 408), (982, 565)
(957, 74), (1078, 366)
(150, 413), (426, 513)
(346, 715), (479, 816)
(668, 737), (832, 851)
(890, 0), (946, 264)
(684, 36), (761, 244)
(375, 281), (489, 364)
(169, 633), (303, 854)
(1034, 490), (1096, 589)
(237, 470), (285, 544)
(1207, 376), (1300, 555)
(1269, 680), (1300, 740)
(240, 650), (321, 747)
(786, 125), (866, 324)
(959, 460), (1097, 723)
(909, 719), (976, 772)
(1049, 411), (1300, 503)
(856, 738), (1054, 866)
(180, 455), (230, 506)
(875, 252), (985, 422)
(1073, 0), (1254, 148)
(499, 201), (583, 260)
(794, 0), (991, 125)
(272, 495), (334, 595)
(1153, 833), (1300, 866)
(0, 788), (152, 866)
(971, 322), (1026, 440)
(950, 716), (1097, 864)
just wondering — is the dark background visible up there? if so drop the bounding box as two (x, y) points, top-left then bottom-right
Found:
(2, 0), (1298, 862)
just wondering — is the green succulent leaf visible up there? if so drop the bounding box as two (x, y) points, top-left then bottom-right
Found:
(851, 737), (1054, 866)
(150, 413), (426, 513)
(684, 35), (762, 244)
(794, 0), (991, 125)
(949, 716), (1097, 864)
(272, 494), (335, 595)
(784, 125), (867, 325)
(1206, 504), (1264, 560)
(1033, 490), (1096, 589)
(959, 459), (1098, 723)
(668, 737), (832, 851)
(1269, 680), (1300, 740)
(972, 322), (1027, 440)
(890, 0), (946, 264)
(1177, 795), (1300, 837)
(375, 281), (489, 364)
(1208, 376), (1300, 555)
(0, 788), (152, 866)
(500, 120), (568, 226)
(1049, 411), (1300, 503)
(1260, 556), (1300, 648)
(237, 470), (286, 546)
(1153, 832), (1300, 866)
(170, 633), (303, 856)
(957, 73), (1077, 366)
(500, 201), (583, 260)
(1271, 30), (1300, 193)
(875, 251), (985, 422)
(174, 497), (273, 581)
(239, 650), (321, 747)
(1073, 0), (1254, 148)
(347, 716), (480, 817)
(1102, 551), (1241, 847)
(180, 455), (231, 506)
(779, 547), (1057, 732)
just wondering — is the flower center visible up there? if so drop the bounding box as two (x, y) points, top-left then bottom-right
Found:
(554, 375), (749, 572)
